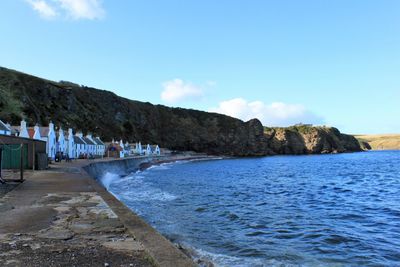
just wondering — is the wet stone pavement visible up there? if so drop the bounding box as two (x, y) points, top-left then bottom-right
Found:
(0, 167), (154, 267)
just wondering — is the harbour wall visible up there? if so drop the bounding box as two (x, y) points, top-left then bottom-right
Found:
(83, 156), (151, 180)
(82, 156), (197, 267)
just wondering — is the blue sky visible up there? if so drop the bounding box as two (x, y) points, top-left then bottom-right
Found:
(0, 0), (399, 134)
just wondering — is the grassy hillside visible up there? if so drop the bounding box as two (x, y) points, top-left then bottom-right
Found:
(0, 66), (362, 156)
(355, 134), (400, 150)
(0, 67), (270, 156)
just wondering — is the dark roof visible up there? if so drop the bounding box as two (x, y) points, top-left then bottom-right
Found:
(0, 120), (11, 132)
(93, 137), (105, 145)
(73, 136), (86, 144)
(82, 137), (96, 145)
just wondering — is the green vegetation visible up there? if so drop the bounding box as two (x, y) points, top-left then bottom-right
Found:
(0, 85), (23, 122)
(264, 125), (331, 135)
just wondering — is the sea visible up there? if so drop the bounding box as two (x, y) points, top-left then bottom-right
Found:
(100, 151), (400, 267)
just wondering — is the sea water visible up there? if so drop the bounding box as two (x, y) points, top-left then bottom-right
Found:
(101, 151), (400, 266)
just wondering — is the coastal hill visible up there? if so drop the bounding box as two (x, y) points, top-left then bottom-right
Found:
(355, 134), (400, 150)
(0, 67), (362, 156)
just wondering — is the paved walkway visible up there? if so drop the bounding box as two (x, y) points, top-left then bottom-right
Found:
(0, 160), (153, 267)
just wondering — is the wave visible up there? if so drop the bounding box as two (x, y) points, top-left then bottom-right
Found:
(99, 172), (121, 190)
(120, 189), (177, 202)
(144, 157), (225, 171)
(186, 245), (302, 267)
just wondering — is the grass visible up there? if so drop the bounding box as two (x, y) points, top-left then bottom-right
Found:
(264, 125), (331, 135)
(355, 134), (400, 150)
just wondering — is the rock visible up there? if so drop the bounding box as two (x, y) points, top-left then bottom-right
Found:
(102, 240), (144, 252)
(69, 222), (94, 234)
(37, 228), (74, 240)
(265, 126), (362, 155)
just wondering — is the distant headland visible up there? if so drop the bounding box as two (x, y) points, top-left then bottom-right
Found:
(355, 134), (400, 150)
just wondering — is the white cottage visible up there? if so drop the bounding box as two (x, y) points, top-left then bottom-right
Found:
(66, 128), (75, 159)
(10, 120), (29, 138)
(0, 120), (11, 135)
(124, 141), (131, 156)
(47, 122), (57, 159)
(18, 120), (29, 138)
(32, 122), (57, 159)
(152, 145), (161, 155)
(32, 124), (41, 140)
(56, 126), (66, 155)
(134, 142), (143, 155)
(145, 144), (152, 155)
(83, 135), (96, 157)
(73, 133), (86, 158)
(93, 137), (106, 157)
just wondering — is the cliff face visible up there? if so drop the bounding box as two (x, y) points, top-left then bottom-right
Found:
(264, 126), (362, 155)
(0, 67), (362, 156)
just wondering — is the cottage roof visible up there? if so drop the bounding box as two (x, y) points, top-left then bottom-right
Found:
(0, 120), (11, 132)
(151, 145), (159, 150)
(73, 136), (86, 144)
(93, 137), (105, 146)
(82, 137), (96, 145)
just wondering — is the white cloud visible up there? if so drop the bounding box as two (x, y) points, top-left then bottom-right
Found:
(26, 0), (105, 20)
(161, 79), (204, 103)
(26, 0), (57, 19)
(58, 0), (105, 20)
(209, 98), (324, 126)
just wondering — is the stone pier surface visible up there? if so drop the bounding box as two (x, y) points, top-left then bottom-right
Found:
(0, 158), (196, 267)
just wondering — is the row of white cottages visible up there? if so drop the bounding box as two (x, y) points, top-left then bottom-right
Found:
(1, 119), (161, 159)
(1, 119), (105, 159)
(115, 140), (161, 157)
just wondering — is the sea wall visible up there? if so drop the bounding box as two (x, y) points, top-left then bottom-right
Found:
(84, 157), (151, 180)
(83, 156), (197, 267)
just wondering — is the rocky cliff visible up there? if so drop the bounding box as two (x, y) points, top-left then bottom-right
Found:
(0, 67), (362, 156)
(265, 126), (362, 155)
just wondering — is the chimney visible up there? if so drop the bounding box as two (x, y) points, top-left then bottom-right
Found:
(20, 119), (27, 130)
(68, 128), (73, 136)
(19, 119), (29, 138)
(33, 124), (41, 140)
(49, 121), (55, 132)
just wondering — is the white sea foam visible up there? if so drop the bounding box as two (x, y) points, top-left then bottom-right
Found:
(120, 188), (177, 202)
(100, 172), (120, 190)
(146, 164), (172, 171)
(190, 247), (263, 267)
(188, 246), (303, 267)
